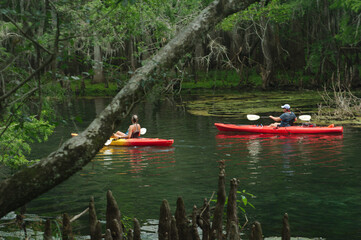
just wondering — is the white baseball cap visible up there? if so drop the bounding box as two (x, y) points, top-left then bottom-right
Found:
(281, 104), (291, 109)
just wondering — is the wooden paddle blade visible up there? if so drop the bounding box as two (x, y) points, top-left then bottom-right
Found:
(140, 128), (147, 135)
(247, 114), (261, 121)
(298, 115), (311, 121)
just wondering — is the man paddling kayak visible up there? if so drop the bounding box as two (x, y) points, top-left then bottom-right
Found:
(269, 104), (297, 127)
(113, 114), (141, 139)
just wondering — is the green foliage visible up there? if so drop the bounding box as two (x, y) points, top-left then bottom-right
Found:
(211, 188), (255, 221)
(331, 0), (361, 46)
(331, 0), (361, 12)
(236, 190), (255, 214)
(70, 78), (119, 96)
(0, 113), (55, 168)
(181, 70), (262, 90)
(234, 0), (293, 24)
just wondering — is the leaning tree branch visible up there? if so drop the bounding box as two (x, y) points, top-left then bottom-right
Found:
(0, 0), (258, 219)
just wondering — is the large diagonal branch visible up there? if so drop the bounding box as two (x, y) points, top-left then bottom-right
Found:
(0, 0), (257, 218)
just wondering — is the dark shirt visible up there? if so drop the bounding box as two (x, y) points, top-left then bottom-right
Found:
(279, 112), (297, 127)
(130, 130), (140, 138)
(130, 124), (140, 138)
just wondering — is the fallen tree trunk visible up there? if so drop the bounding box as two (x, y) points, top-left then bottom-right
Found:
(0, 0), (257, 218)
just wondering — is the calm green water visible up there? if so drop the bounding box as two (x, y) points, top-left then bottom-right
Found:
(7, 95), (361, 239)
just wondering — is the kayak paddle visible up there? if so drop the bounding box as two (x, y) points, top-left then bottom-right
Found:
(247, 114), (311, 121)
(104, 127), (147, 146)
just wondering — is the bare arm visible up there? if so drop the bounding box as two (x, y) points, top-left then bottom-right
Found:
(126, 126), (133, 139)
(269, 116), (282, 122)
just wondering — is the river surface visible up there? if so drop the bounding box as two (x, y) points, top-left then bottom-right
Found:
(4, 94), (361, 239)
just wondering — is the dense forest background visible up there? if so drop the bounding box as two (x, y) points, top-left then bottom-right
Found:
(1, 0), (361, 165)
(1, 0), (361, 93)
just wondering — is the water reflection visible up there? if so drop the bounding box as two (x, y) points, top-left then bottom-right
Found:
(216, 133), (344, 177)
(95, 146), (175, 177)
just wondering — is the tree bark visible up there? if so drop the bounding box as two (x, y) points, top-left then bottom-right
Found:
(0, 0), (257, 219)
(93, 43), (106, 84)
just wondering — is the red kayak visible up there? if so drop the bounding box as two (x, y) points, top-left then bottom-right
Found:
(214, 123), (343, 134)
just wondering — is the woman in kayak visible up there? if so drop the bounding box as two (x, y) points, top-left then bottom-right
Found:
(269, 104), (297, 127)
(113, 114), (141, 139)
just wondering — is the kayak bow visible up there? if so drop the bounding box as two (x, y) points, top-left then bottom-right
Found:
(71, 133), (174, 146)
(108, 137), (174, 147)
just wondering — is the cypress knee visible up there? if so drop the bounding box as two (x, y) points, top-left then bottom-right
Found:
(228, 221), (240, 240)
(198, 198), (210, 240)
(127, 229), (134, 240)
(210, 160), (226, 240)
(105, 229), (113, 240)
(249, 221), (263, 240)
(175, 197), (189, 240)
(89, 196), (98, 239)
(110, 218), (123, 240)
(191, 205), (200, 240)
(62, 213), (73, 240)
(282, 213), (290, 240)
(93, 220), (102, 240)
(43, 219), (52, 240)
(133, 218), (141, 240)
(106, 190), (123, 234)
(226, 178), (240, 238)
(170, 216), (179, 240)
(159, 199), (172, 240)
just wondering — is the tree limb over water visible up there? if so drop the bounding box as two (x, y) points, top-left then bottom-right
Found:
(0, 0), (257, 218)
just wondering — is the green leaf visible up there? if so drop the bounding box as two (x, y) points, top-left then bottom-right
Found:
(241, 195), (248, 206)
